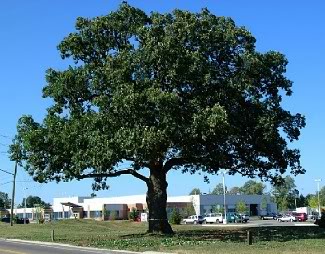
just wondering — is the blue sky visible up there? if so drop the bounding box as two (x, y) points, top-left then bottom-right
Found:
(0, 0), (324, 204)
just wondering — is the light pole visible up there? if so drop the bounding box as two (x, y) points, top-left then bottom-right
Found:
(23, 188), (28, 224)
(220, 170), (228, 224)
(315, 179), (322, 218)
(294, 189), (299, 209)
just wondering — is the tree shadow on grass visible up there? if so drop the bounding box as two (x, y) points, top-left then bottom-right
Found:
(120, 226), (325, 243)
(174, 226), (325, 243)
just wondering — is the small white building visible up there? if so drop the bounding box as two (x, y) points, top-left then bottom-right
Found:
(11, 193), (276, 221)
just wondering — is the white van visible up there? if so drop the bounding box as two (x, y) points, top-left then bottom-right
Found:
(204, 213), (223, 223)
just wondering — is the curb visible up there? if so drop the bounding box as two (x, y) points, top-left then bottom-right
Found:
(0, 238), (140, 253)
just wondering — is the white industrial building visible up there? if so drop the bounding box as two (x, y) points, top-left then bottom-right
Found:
(11, 194), (277, 221)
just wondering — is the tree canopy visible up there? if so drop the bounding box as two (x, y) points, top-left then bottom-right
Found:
(18, 195), (51, 208)
(272, 175), (298, 210)
(240, 180), (265, 195)
(0, 192), (10, 209)
(228, 186), (241, 195)
(189, 188), (201, 195)
(11, 3), (305, 233)
(211, 183), (227, 195)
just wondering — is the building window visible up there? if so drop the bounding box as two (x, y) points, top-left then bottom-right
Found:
(53, 212), (63, 220)
(90, 211), (102, 218)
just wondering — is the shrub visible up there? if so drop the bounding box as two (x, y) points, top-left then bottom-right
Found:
(129, 208), (139, 221)
(110, 210), (117, 220)
(169, 208), (182, 225)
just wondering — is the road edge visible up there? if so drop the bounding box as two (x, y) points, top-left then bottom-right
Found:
(0, 238), (141, 253)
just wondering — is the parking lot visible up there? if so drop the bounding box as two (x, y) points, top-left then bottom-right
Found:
(200, 217), (316, 227)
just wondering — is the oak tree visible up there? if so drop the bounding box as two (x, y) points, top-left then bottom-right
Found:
(11, 3), (305, 234)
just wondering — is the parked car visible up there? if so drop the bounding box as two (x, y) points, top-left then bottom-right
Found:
(183, 215), (204, 224)
(277, 214), (296, 222)
(293, 212), (307, 222)
(227, 213), (248, 223)
(204, 213), (223, 224)
(16, 218), (30, 224)
(1, 217), (29, 224)
(239, 213), (250, 222)
(309, 214), (318, 220)
(260, 213), (277, 220)
(1, 217), (10, 223)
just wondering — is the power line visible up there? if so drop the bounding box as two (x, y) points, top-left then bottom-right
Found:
(0, 134), (11, 139)
(0, 168), (13, 175)
(0, 181), (12, 186)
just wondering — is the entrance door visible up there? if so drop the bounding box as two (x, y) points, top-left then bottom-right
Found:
(250, 204), (258, 216)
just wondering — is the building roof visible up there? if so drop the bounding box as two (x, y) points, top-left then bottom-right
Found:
(60, 202), (82, 208)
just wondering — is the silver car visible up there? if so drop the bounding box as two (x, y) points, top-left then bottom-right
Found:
(183, 215), (204, 224)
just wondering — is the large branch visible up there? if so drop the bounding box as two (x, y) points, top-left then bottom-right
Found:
(78, 168), (149, 183)
(163, 157), (193, 172)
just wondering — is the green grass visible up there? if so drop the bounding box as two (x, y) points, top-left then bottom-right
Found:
(1, 220), (325, 253)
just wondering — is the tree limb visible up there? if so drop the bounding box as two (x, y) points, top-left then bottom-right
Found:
(163, 157), (192, 172)
(78, 168), (149, 183)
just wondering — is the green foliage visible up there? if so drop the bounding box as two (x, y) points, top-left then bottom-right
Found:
(19, 195), (50, 208)
(272, 176), (297, 210)
(240, 180), (265, 195)
(104, 209), (111, 220)
(308, 196), (318, 209)
(211, 204), (224, 214)
(169, 209), (182, 225)
(295, 194), (307, 207)
(279, 196), (288, 212)
(12, 215), (19, 224)
(319, 186), (325, 206)
(235, 200), (247, 214)
(12, 3), (305, 187)
(189, 188), (201, 195)
(211, 183), (226, 195)
(0, 192), (11, 209)
(34, 204), (44, 224)
(129, 208), (139, 221)
(228, 187), (241, 195)
(183, 202), (196, 217)
(110, 210), (118, 220)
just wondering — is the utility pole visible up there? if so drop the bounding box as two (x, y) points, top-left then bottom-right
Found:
(10, 161), (18, 226)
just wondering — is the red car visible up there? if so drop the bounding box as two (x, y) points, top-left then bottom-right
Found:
(293, 212), (307, 222)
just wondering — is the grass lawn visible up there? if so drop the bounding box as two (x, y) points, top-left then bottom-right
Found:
(0, 220), (325, 253)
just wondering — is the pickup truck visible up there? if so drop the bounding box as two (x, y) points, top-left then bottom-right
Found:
(204, 213), (223, 223)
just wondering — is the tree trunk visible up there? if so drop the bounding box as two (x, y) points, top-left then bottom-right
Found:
(146, 165), (174, 234)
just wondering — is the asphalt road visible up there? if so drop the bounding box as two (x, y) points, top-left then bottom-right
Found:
(0, 239), (139, 254)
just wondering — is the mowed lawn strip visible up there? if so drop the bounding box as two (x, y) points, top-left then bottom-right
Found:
(0, 220), (325, 253)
